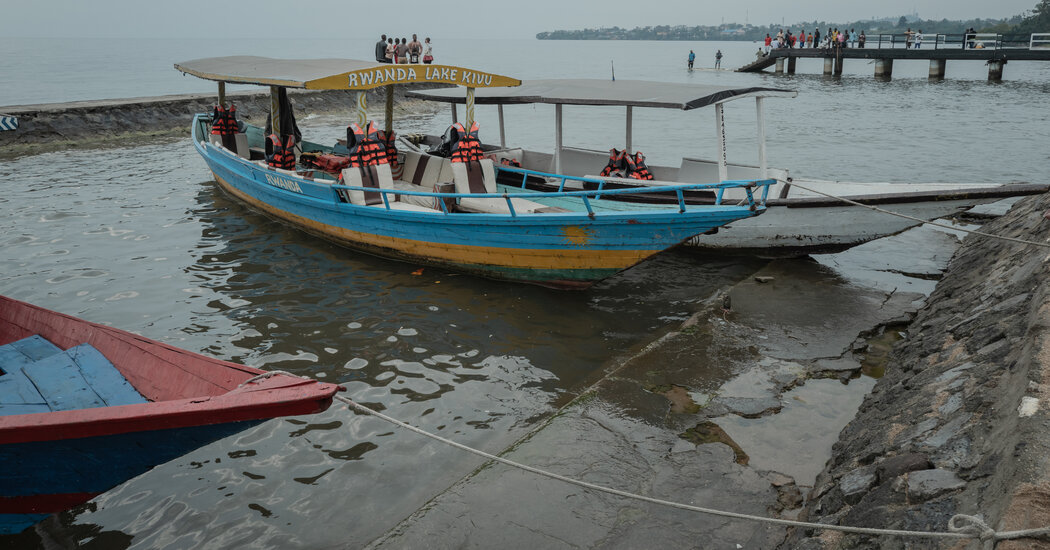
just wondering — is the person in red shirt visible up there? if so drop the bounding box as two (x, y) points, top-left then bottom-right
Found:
(764, 34), (772, 53)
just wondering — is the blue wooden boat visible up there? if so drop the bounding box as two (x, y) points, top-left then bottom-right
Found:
(0, 295), (342, 535)
(175, 57), (773, 288)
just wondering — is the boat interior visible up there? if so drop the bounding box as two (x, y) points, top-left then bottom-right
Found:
(199, 116), (573, 215)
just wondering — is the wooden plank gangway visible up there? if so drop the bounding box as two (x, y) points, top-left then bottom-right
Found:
(737, 32), (1050, 80)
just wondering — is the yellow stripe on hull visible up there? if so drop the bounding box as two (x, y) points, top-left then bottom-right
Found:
(213, 174), (658, 271)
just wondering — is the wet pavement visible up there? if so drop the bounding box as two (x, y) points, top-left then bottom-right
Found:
(366, 225), (966, 549)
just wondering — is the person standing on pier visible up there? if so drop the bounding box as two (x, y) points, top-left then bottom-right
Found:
(376, 34), (389, 63)
(715, 49), (723, 68)
(813, 28), (820, 48)
(849, 29), (858, 47)
(764, 34), (772, 53)
(859, 31), (866, 48)
(905, 28), (913, 48)
(915, 30), (923, 49)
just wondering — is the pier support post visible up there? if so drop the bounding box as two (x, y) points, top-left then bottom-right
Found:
(988, 60), (1006, 81)
(833, 53), (843, 75)
(787, 57), (797, 74)
(929, 59), (946, 79)
(874, 58), (894, 78)
(823, 57), (834, 75)
(775, 57), (785, 73)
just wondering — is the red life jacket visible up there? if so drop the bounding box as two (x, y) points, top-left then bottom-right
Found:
(347, 121), (388, 167)
(624, 151), (654, 180)
(599, 148), (626, 177)
(449, 121), (484, 163)
(211, 105), (227, 135)
(377, 129), (398, 171)
(266, 133), (296, 170)
(500, 157), (521, 167)
(211, 105), (238, 136)
(225, 104), (238, 134)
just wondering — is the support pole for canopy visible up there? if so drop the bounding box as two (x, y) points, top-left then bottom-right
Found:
(465, 87), (475, 128)
(451, 103), (458, 123)
(555, 104), (563, 175)
(270, 86), (280, 137)
(356, 91), (368, 126)
(756, 97), (767, 180)
(217, 82), (226, 108)
(498, 104), (506, 148)
(385, 86), (394, 134)
(715, 103), (728, 183)
(625, 106), (633, 153)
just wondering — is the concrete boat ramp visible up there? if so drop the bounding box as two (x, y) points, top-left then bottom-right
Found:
(366, 224), (966, 548)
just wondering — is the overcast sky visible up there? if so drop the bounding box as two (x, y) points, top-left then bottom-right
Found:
(9, 0), (1039, 39)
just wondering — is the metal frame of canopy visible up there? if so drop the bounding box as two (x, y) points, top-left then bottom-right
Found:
(174, 56), (521, 136)
(408, 79), (796, 183)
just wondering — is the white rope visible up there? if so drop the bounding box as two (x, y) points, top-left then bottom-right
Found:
(786, 182), (1050, 249)
(334, 395), (1050, 545)
(237, 370), (297, 387)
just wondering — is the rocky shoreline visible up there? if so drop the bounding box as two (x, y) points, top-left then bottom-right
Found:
(0, 88), (438, 158)
(787, 193), (1050, 550)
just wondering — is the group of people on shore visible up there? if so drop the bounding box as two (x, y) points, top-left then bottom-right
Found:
(762, 28), (866, 52)
(374, 34), (434, 64)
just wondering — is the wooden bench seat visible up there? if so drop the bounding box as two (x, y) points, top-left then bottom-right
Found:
(0, 336), (147, 416)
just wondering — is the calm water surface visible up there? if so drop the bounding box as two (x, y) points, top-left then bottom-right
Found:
(1, 36), (1047, 548)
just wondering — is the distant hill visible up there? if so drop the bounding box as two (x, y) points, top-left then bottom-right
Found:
(536, 16), (1025, 42)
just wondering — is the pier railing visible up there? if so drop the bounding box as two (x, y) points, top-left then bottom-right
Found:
(863, 32), (1042, 51)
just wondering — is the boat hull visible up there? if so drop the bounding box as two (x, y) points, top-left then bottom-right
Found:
(194, 133), (762, 288)
(499, 168), (1045, 257)
(0, 296), (342, 535)
(0, 420), (260, 535)
(687, 195), (989, 255)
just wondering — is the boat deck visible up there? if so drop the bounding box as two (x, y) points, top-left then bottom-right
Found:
(0, 335), (147, 416)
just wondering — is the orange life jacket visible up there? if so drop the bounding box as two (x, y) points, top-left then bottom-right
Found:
(449, 121), (484, 163)
(347, 121), (388, 167)
(623, 151), (654, 180)
(211, 105), (227, 135)
(211, 105), (238, 136)
(377, 129), (398, 171)
(599, 148), (626, 177)
(266, 133), (296, 170)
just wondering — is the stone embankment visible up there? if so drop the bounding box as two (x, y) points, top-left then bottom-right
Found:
(787, 193), (1050, 550)
(0, 88), (436, 158)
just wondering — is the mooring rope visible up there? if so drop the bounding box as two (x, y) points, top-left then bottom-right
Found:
(785, 182), (1050, 249)
(333, 394), (1050, 547)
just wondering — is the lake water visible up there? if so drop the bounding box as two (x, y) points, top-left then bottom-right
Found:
(1, 36), (1048, 548)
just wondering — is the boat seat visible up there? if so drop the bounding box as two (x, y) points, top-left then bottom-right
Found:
(339, 164), (436, 213)
(402, 150), (454, 187)
(558, 146), (612, 177)
(1, 338), (147, 416)
(341, 164), (395, 206)
(209, 132), (250, 159)
(451, 159), (566, 214)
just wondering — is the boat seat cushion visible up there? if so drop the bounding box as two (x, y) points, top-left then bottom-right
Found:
(341, 164), (395, 206)
(402, 151), (449, 187)
(451, 159), (497, 195)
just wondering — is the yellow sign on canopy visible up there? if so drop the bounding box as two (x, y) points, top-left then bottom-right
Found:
(306, 64), (520, 91)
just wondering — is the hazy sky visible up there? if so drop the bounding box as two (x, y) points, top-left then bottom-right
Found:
(10, 0), (1039, 39)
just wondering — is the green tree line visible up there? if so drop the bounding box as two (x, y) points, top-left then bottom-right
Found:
(537, 1), (1050, 41)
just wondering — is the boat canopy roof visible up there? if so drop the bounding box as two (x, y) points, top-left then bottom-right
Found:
(174, 56), (521, 91)
(407, 79), (796, 110)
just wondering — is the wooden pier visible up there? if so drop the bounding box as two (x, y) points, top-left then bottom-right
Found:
(737, 32), (1050, 80)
